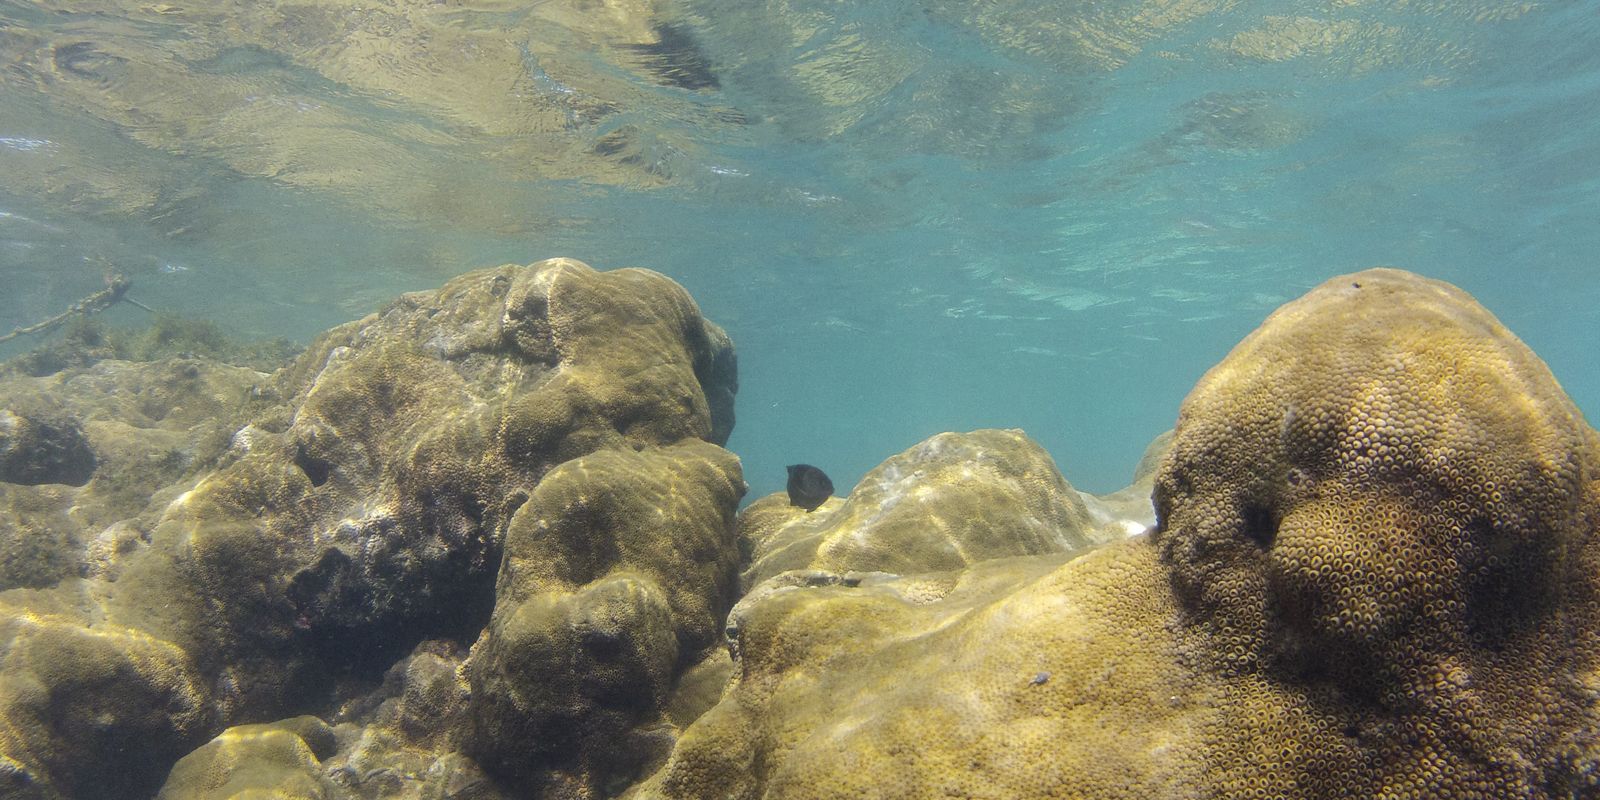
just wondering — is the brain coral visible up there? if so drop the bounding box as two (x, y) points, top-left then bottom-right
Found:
(1152, 267), (1600, 796)
(632, 268), (1600, 800)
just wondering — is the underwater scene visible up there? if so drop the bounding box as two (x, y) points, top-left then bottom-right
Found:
(1, 0), (1599, 798)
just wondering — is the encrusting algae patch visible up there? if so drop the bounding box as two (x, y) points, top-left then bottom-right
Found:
(0, 265), (1596, 799)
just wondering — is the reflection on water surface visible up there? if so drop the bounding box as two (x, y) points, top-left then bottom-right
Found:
(1, 0), (1596, 495)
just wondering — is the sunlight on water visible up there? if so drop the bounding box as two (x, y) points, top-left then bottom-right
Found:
(1, 0), (1596, 497)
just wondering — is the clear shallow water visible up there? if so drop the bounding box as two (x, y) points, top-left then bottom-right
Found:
(1, 0), (1597, 499)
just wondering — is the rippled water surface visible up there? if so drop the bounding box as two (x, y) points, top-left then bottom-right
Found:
(2, 0), (1597, 497)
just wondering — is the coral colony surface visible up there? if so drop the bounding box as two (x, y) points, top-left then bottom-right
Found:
(0, 262), (1594, 799)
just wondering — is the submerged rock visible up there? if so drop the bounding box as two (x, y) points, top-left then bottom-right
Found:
(630, 269), (1600, 800)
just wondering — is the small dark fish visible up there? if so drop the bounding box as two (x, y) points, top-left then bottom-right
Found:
(785, 464), (833, 512)
(1030, 671), (1051, 686)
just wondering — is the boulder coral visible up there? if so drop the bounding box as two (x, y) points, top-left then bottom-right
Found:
(0, 590), (210, 800)
(1153, 268), (1600, 797)
(631, 268), (1600, 800)
(463, 439), (745, 797)
(0, 358), (268, 591)
(0, 258), (741, 799)
(737, 428), (1112, 589)
(156, 717), (340, 800)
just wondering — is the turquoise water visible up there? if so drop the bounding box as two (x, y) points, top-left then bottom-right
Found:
(1, 0), (1597, 499)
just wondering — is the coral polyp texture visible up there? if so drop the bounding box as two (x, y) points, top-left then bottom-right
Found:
(632, 268), (1600, 800)
(0, 258), (742, 799)
(1152, 268), (1600, 797)
(4, 264), (1597, 800)
(463, 439), (745, 796)
(737, 428), (1113, 588)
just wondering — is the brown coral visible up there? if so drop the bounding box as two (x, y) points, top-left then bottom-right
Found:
(632, 268), (1600, 800)
(156, 717), (339, 800)
(1153, 267), (1600, 796)
(464, 439), (744, 797)
(0, 258), (740, 800)
(738, 428), (1111, 588)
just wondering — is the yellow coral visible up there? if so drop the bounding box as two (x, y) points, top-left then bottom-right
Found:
(156, 718), (336, 800)
(465, 439), (745, 795)
(739, 429), (1109, 587)
(0, 259), (741, 799)
(0, 599), (209, 799)
(633, 269), (1600, 800)
(1152, 267), (1600, 796)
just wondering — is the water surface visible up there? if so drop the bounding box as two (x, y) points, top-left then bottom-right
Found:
(2, 0), (1596, 498)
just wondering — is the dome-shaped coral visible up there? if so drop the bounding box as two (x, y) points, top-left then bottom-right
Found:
(632, 269), (1600, 800)
(1152, 267), (1600, 797)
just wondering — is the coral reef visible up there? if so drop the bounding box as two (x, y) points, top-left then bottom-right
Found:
(737, 428), (1117, 589)
(0, 258), (740, 799)
(0, 357), (269, 591)
(6, 264), (1595, 800)
(631, 269), (1600, 799)
(462, 439), (745, 796)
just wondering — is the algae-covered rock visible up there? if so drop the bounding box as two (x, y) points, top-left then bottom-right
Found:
(0, 409), (96, 486)
(0, 258), (740, 800)
(632, 269), (1600, 800)
(739, 428), (1109, 587)
(464, 438), (745, 797)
